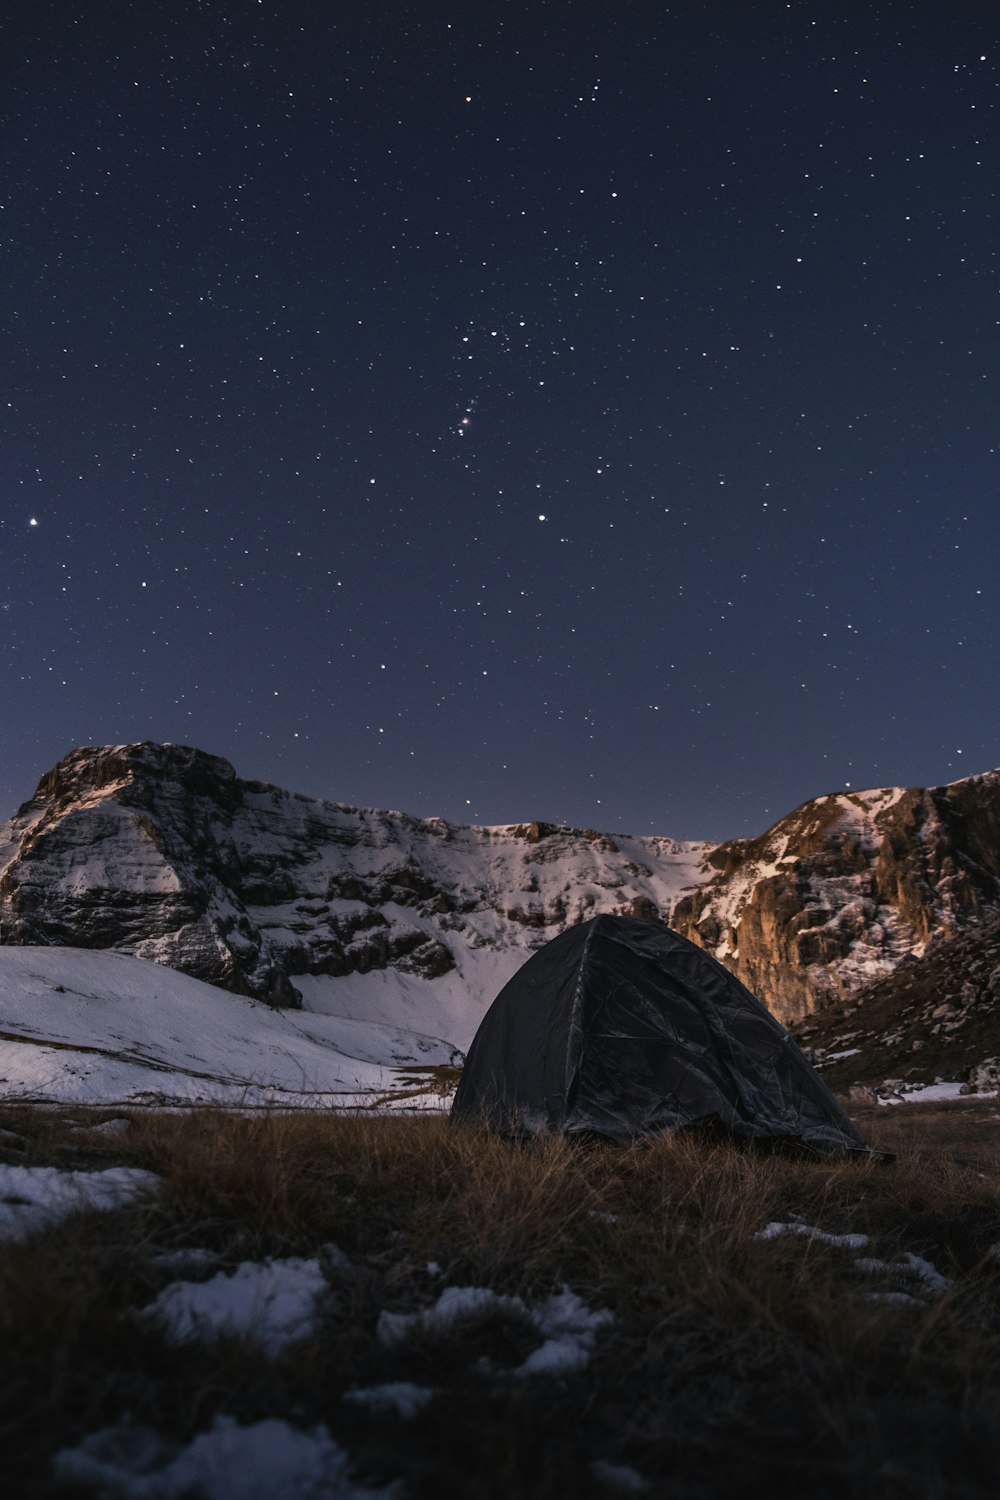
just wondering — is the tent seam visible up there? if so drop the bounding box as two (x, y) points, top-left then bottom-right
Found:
(564, 917), (598, 1116)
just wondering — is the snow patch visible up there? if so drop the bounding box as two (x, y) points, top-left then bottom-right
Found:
(70, 1116), (134, 1137)
(754, 1222), (870, 1250)
(878, 1081), (966, 1106)
(343, 1383), (438, 1419)
(52, 1416), (392, 1500)
(376, 1283), (613, 1377)
(512, 1287), (614, 1377)
(149, 1247), (223, 1277)
(140, 1258), (329, 1355)
(853, 1252), (953, 1297)
(863, 1290), (922, 1307)
(377, 1284), (520, 1345)
(0, 1163), (159, 1242)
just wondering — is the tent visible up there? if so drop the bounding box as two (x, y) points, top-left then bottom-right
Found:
(451, 915), (869, 1156)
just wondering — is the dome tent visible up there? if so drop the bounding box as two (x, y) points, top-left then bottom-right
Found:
(451, 915), (869, 1156)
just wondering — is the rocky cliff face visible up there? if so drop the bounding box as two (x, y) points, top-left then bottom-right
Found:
(0, 745), (301, 1006)
(794, 912), (1000, 1099)
(671, 776), (1000, 1023)
(1, 742), (998, 1030)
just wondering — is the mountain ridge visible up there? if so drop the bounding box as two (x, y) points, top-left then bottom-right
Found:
(2, 743), (999, 1043)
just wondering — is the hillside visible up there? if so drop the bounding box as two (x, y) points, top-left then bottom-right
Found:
(0, 946), (458, 1109)
(797, 912), (1000, 1101)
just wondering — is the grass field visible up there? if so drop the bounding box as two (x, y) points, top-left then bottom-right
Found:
(3, 1098), (1000, 1498)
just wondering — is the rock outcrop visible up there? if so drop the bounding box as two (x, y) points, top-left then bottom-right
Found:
(794, 911), (1000, 1097)
(671, 776), (1000, 1023)
(0, 745), (299, 1006)
(1, 743), (998, 1028)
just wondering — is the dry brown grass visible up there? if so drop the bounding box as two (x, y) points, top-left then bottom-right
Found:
(2, 1099), (1000, 1497)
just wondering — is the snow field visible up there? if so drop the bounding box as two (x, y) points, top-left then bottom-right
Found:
(0, 946), (459, 1107)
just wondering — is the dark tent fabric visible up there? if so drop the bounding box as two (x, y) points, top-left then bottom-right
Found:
(451, 915), (869, 1156)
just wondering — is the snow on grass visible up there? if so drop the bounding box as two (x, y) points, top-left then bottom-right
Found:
(71, 1115), (134, 1136)
(511, 1287), (614, 1377)
(377, 1284), (521, 1344)
(52, 1415), (393, 1500)
(852, 1252), (953, 1297)
(756, 1223), (953, 1302)
(0, 1163), (159, 1242)
(377, 1282), (613, 1377)
(139, 1257), (330, 1355)
(754, 1222), (870, 1250)
(343, 1383), (438, 1419)
(902, 1252), (955, 1294)
(149, 1247), (223, 1277)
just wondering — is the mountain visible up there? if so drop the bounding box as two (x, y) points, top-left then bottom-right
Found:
(1, 743), (999, 1062)
(0, 743), (710, 1054)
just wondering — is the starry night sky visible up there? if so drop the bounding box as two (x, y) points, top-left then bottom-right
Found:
(3, 1), (998, 839)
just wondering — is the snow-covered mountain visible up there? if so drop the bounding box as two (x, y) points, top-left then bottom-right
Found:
(0, 744), (711, 1055)
(1, 743), (999, 1064)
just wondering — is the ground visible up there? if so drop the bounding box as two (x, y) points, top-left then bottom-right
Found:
(2, 1097), (1000, 1499)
